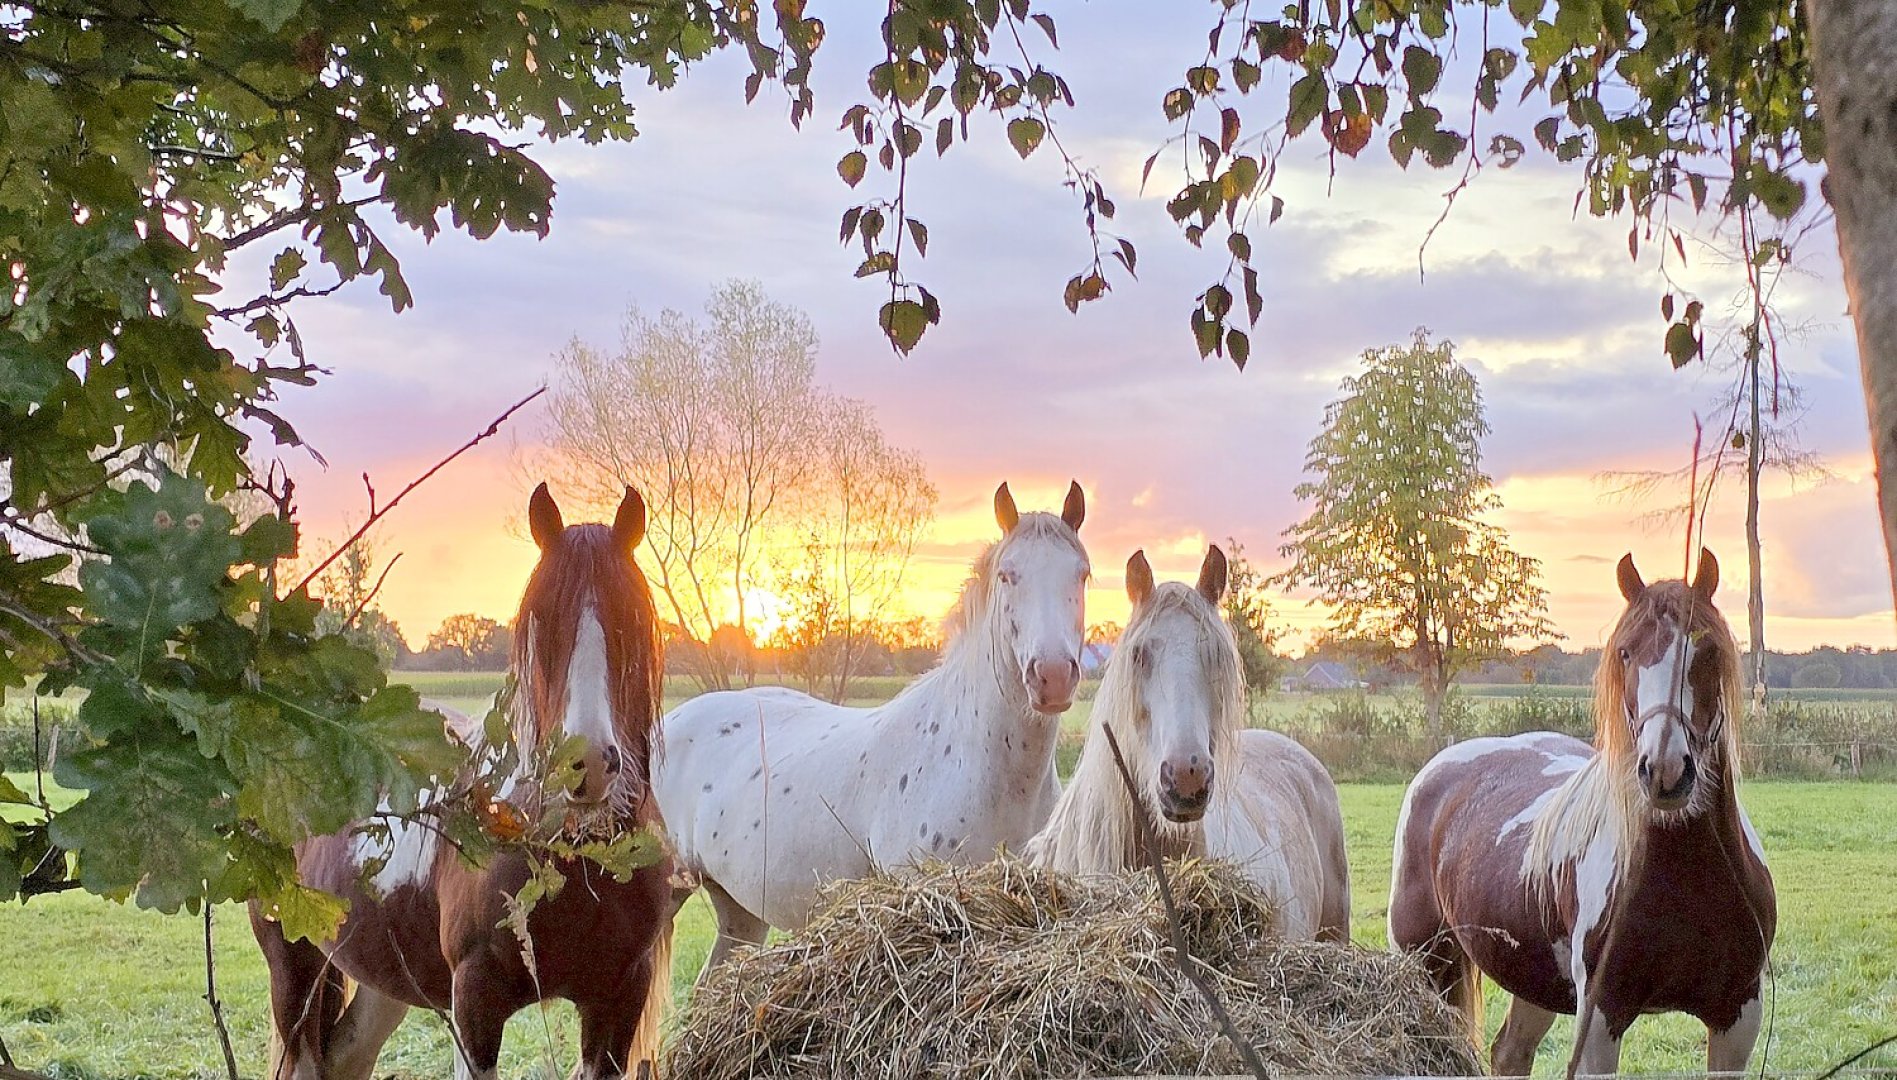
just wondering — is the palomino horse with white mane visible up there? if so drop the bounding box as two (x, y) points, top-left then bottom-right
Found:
(1025, 547), (1351, 941)
(1390, 549), (1775, 1076)
(655, 481), (1089, 974)
(251, 484), (674, 1080)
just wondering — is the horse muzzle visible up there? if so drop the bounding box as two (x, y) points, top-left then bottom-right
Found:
(1024, 656), (1080, 714)
(1158, 758), (1214, 822)
(569, 743), (623, 805)
(1638, 751), (1696, 811)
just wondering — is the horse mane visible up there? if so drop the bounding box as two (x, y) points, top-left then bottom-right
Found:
(510, 523), (664, 795)
(1026, 580), (1242, 872)
(1523, 579), (1743, 891)
(939, 512), (1087, 645)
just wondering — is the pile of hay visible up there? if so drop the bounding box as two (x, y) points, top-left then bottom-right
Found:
(666, 857), (1482, 1079)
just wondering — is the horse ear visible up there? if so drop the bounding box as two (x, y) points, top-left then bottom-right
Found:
(528, 483), (564, 550)
(1061, 481), (1086, 531)
(613, 486), (646, 551)
(994, 482), (1020, 534)
(1692, 547), (1719, 600)
(1616, 553), (1645, 602)
(1197, 545), (1229, 604)
(1125, 550), (1154, 607)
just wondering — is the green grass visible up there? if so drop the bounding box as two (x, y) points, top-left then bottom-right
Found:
(2, 773), (1892, 1078)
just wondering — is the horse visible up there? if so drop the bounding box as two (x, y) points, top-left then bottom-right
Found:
(250, 484), (674, 1080)
(1388, 548), (1775, 1077)
(1023, 547), (1352, 941)
(654, 481), (1090, 975)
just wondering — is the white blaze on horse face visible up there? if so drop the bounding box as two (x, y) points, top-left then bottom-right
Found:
(999, 529), (1087, 714)
(1633, 622), (1696, 801)
(1141, 611), (1217, 818)
(564, 606), (618, 750)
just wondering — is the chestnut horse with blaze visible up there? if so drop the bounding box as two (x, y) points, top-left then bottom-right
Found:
(1390, 549), (1775, 1076)
(250, 484), (673, 1080)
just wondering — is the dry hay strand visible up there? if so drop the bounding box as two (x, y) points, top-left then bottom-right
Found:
(666, 856), (1482, 1080)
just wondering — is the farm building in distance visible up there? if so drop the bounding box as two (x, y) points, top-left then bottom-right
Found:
(1281, 660), (1368, 693)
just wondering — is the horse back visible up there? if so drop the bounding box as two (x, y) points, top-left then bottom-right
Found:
(1226, 730), (1353, 940)
(1390, 732), (1593, 1014)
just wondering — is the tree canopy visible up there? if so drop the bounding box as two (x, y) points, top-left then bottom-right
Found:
(1274, 330), (1559, 737)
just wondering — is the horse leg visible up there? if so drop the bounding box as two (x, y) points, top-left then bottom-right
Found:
(1571, 1007), (1623, 1078)
(571, 955), (656, 1080)
(449, 966), (515, 1080)
(698, 877), (768, 984)
(249, 902), (344, 1080)
(324, 983), (410, 1080)
(1488, 996), (1555, 1077)
(1707, 993), (1763, 1073)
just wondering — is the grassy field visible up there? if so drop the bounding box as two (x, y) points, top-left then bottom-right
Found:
(2, 769), (1892, 1079)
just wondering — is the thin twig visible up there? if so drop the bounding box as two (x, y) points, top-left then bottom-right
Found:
(0, 1062), (57, 1080)
(213, 281), (347, 320)
(1815, 1033), (1897, 1079)
(204, 905), (241, 1080)
(345, 552), (402, 628)
(1100, 725), (1271, 1080)
(293, 387), (546, 594)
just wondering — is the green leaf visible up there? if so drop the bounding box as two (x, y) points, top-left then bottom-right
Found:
(1665, 322), (1700, 368)
(78, 471), (240, 638)
(1006, 117), (1045, 159)
(256, 883), (351, 944)
(838, 150), (867, 187)
(228, 0), (303, 32)
(1287, 75), (1327, 137)
(879, 299), (931, 354)
(51, 733), (237, 910)
(269, 248), (307, 292)
(1402, 46), (1442, 98)
(0, 775), (32, 805)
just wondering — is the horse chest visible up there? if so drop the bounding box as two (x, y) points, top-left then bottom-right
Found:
(1574, 831), (1774, 1029)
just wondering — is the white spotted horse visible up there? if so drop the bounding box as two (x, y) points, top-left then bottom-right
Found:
(655, 481), (1090, 978)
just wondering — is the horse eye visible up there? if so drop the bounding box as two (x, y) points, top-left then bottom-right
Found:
(1618, 647), (1630, 662)
(998, 569), (1018, 586)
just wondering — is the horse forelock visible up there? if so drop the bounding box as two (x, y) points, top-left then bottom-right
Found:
(1599, 580), (1744, 768)
(1108, 581), (1244, 769)
(940, 512), (1088, 645)
(1524, 577), (1744, 895)
(511, 523), (663, 774)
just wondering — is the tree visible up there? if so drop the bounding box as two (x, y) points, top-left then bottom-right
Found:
(763, 407), (937, 704)
(796, 399), (938, 703)
(310, 529), (407, 668)
(0, 0), (814, 927)
(537, 282), (820, 689)
(1275, 331), (1559, 740)
(423, 614), (511, 672)
(537, 283), (935, 693)
(1221, 539), (1287, 701)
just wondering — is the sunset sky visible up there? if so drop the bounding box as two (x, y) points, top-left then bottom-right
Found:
(237, 6), (1891, 656)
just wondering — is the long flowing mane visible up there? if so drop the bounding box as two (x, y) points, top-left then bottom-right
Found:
(1524, 579), (1744, 888)
(510, 523), (664, 787)
(1027, 581), (1243, 870)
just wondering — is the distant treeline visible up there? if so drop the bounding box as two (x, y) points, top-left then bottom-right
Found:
(1375, 644), (1897, 691)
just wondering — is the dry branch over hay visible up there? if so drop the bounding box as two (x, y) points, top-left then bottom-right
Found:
(666, 857), (1482, 1079)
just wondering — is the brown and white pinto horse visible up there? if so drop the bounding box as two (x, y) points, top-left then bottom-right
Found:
(1390, 549), (1775, 1077)
(250, 484), (673, 1080)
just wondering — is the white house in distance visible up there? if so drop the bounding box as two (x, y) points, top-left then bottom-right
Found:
(1279, 660), (1368, 693)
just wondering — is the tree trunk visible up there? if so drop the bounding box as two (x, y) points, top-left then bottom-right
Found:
(1746, 317), (1768, 713)
(1809, 0), (1897, 616)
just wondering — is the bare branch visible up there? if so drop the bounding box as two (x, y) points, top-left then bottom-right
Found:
(293, 388), (546, 595)
(1099, 725), (1271, 1080)
(203, 906), (241, 1080)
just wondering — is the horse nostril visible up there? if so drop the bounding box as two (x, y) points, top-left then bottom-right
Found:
(1066, 658), (1080, 681)
(1637, 756), (1651, 784)
(603, 746), (622, 774)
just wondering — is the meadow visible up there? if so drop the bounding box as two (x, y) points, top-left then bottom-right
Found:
(0, 673), (1893, 1078)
